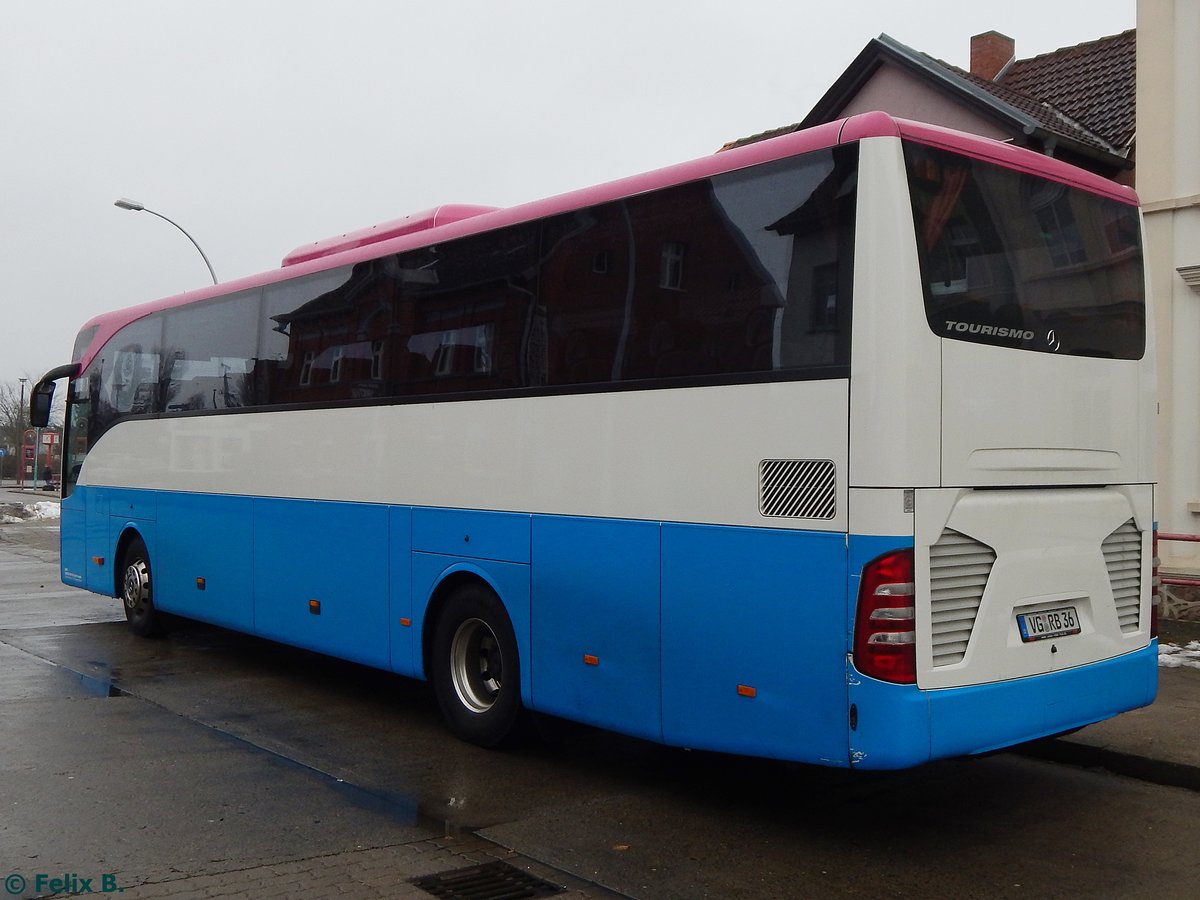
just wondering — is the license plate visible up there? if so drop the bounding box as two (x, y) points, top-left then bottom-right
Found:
(1017, 606), (1081, 642)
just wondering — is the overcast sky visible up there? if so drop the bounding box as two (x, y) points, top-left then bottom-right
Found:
(1, 0), (1136, 388)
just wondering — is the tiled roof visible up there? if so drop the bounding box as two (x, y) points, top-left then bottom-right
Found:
(721, 31), (1135, 168)
(997, 29), (1136, 151)
(719, 123), (805, 151)
(940, 59), (1120, 154)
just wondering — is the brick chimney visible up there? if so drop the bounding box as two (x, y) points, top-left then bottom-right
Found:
(970, 31), (1015, 81)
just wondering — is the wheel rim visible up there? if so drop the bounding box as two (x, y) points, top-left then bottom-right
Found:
(124, 558), (151, 614)
(449, 617), (503, 713)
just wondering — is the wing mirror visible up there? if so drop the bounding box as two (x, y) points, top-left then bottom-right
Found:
(29, 364), (80, 428)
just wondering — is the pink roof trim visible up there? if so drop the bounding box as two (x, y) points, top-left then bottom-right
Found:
(895, 117), (1139, 204)
(70, 111), (1140, 374)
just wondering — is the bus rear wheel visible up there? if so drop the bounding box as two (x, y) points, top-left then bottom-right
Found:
(121, 536), (164, 637)
(431, 583), (522, 747)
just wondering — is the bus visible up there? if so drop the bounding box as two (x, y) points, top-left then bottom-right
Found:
(31, 111), (1156, 769)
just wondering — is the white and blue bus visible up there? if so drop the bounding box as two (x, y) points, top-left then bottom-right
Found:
(32, 112), (1157, 769)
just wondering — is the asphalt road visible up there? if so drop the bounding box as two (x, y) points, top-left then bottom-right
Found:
(2, 516), (1198, 899)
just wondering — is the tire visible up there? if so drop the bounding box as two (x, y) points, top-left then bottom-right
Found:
(121, 536), (165, 638)
(430, 583), (522, 748)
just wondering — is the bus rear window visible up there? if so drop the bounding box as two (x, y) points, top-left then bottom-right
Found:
(904, 142), (1144, 360)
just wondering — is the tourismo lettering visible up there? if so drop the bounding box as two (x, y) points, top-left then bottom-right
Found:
(943, 320), (1035, 341)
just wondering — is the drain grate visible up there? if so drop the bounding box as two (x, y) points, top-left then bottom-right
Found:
(410, 859), (565, 899)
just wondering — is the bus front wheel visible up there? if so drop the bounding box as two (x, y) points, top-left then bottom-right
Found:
(121, 536), (164, 638)
(431, 583), (522, 747)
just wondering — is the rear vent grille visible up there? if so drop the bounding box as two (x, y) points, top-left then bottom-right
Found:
(759, 459), (836, 519)
(929, 529), (996, 667)
(1103, 519), (1142, 633)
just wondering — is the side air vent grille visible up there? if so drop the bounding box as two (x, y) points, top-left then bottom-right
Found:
(929, 529), (996, 667)
(1103, 519), (1142, 633)
(759, 459), (836, 519)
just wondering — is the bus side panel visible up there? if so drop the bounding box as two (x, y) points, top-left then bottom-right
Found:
(410, 507), (532, 690)
(108, 488), (156, 596)
(412, 508), (531, 564)
(85, 487), (111, 594)
(846, 670), (931, 769)
(252, 498), (390, 669)
(846, 534), (926, 768)
(530, 516), (662, 742)
(389, 506), (415, 677)
(109, 488), (157, 524)
(155, 492), (254, 632)
(59, 490), (87, 588)
(661, 524), (848, 765)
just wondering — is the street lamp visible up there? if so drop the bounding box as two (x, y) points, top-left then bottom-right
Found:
(114, 198), (218, 285)
(17, 377), (26, 488)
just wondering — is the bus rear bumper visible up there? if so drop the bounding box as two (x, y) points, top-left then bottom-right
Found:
(848, 642), (1159, 770)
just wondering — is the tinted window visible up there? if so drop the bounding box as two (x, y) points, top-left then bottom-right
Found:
(238, 149), (856, 406)
(905, 142), (1145, 359)
(94, 315), (164, 426)
(395, 223), (543, 394)
(162, 291), (259, 411)
(541, 146), (857, 385)
(76, 143), (858, 439)
(259, 266), (360, 405)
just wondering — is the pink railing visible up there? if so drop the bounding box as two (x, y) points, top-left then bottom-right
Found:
(1156, 532), (1200, 588)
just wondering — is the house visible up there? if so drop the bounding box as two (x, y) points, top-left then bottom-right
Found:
(1139, 0), (1200, 599)
(723, 29), (1136, 186)
(725, 19), (1200, 600)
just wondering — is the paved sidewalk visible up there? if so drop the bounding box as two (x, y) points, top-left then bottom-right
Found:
(1026, 618), (1200, 791)
(0, 531), (623, 900)
(42, 837), (614, 900)
(0, 486), (60, 504)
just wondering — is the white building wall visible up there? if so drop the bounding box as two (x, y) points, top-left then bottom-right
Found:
(1138, 0), (1200, 577)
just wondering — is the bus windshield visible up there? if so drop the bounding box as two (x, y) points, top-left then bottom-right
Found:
(905, 142), (1145, 359)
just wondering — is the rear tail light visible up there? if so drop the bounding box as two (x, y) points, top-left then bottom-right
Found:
(1151, 529), (1160, 639)
(854, 549), (916, 683)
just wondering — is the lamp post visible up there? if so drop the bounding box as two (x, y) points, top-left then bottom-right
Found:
(114, 198), (218, 285)
(17, 377), (26, 488)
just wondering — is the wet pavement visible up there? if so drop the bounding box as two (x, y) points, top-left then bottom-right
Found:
(2, 513), (1200, 899)
(1023, 617), (1200, 791)
(0, 520), (618, 899)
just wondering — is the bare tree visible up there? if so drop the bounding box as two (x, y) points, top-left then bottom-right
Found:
(0, 381), (26, 439)
(0, 379), (65, 483)
(0, 382), (27, 482)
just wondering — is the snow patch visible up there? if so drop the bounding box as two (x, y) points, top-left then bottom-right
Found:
(1158, 641), (1200, 670)
(0, 500), (61, 523)
(31, 501), (61, 520)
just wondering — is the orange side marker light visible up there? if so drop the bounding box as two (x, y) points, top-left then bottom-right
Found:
(737, 684), (757, 698)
